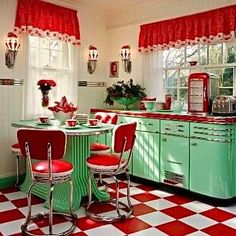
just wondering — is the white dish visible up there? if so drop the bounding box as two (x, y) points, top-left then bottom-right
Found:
(61, 125), (81, 129)
(36, 121), (52, 125)
(83, 124), (103, 128)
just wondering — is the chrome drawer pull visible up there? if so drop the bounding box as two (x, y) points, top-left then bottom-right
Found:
(167, 160), (181, 165)
(162, 137), (167, 141)
(191, 142), (197, 146)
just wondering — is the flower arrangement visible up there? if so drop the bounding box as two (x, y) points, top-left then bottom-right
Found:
(37, 79), (56, 92)
(37, 79), (56, 107)
(104, 79), (146, 106)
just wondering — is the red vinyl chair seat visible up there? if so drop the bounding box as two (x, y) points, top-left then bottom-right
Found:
(86, 154), (126, 170)
(90, 143), (110, 154)
(32, 160), (73, 177)
(11, 143), (22, 154)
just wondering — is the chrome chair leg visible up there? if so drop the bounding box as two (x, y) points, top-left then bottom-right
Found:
(112, 175), (122, 217)
(15, 155), (20, 187)
(87, 173), (92, 208)
(69, 179), (74, 215)
(49, 184), (54, 235)
(125, 170), (132, 209)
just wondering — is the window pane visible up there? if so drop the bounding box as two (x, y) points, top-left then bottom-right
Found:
(166, 70), (178, 87)
(166, 88), (177, 100)
(50, 39), (62, 50)
(29, 36), (38, 48)
(222, 68), (233, 87)
(50, 51), (61, 67)
(209, 43), (223, 64)
(180, 69), (189, 87)
(163, 48), (184, 67)
(41, 38), (49, 49)
(180, 88), (188, 102)
(186, 45), (198, 65)
(42, 49), (50, 66)
(199, 44), (207, 65)
(219, 88), (233, 95)
(223, 45), (236, 64)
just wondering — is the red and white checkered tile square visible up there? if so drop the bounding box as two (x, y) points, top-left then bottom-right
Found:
(0, 179), (236, 236)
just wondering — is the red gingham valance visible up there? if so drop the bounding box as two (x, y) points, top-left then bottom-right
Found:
(138, 5), (236, 52)
(14, 0), (80, 45)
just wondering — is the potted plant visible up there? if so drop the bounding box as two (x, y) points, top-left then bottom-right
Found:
(104, 79), (146, 110)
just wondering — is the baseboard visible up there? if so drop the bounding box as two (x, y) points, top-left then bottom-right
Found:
(0, 175), (25, 189)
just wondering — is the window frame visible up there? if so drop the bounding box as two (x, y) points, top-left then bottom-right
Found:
(163, 43), (236, 103)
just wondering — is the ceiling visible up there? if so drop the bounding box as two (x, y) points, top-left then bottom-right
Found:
(64, 0), (159, 14)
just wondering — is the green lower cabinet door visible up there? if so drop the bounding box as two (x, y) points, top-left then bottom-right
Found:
(132, 131), (160, 182)
(190, 139), (234, 199)
(160, 135), (189, 189)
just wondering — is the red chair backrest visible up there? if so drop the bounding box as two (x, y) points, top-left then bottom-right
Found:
(113, 122), (137, 153)
(17, 129), (66, 160)
(94, 112), (118, 125)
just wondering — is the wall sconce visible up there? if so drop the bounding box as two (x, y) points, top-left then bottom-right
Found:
(5, 32), (20, 69)
(120, 45), (131, 73)
(87, 45), (98, 74)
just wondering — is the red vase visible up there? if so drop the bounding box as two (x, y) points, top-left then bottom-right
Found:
(41, 90), (50, 107)
(164, 95), (172, 110)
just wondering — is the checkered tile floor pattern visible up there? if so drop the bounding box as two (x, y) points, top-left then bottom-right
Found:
(0, 178), (236, 236)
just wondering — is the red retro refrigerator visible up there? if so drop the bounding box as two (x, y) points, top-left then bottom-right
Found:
(188, 72), (210, 114)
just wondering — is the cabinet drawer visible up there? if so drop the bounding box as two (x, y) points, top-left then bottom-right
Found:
(190, 123), (234, 142)
(118, 116), (159, 132)
(161, 120), (189, 137)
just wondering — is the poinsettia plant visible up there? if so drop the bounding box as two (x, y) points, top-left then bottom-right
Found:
(104, 79), (146, 106)
(48, 96), (78, 113)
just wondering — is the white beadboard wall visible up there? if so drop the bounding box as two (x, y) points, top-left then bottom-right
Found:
(0, 86), (23, 178)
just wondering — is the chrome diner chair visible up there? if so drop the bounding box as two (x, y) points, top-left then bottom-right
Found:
(17, 129), (76, 236)
(10, 142), (23, 187)
(90, 112), (118, 155)
(86, 122), (137, 222)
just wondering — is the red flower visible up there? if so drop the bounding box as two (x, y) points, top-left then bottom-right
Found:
(37, 79), (56, 92)
(37, 79), (56, 87)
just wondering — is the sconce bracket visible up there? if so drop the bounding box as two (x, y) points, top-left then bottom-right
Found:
(122, 60), (132, 74)
(5, 50), (18, 69)
(87, 60), (97, 74)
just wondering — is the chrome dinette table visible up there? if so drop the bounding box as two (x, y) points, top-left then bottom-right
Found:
(11, 119), (114, 213)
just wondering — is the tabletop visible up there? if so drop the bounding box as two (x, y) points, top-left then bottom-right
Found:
(11, 119), (114, 136)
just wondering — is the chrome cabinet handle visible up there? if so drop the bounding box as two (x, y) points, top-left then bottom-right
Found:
(162, 137), (167, 141)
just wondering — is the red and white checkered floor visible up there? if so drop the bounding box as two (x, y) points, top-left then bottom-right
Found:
(0, 178), (236, 236)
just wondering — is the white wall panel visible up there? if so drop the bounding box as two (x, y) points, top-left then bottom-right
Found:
(0, 86), (23, 177)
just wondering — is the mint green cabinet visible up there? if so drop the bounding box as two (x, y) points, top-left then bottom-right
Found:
(190, 123), (235, 199)
(118, 116), (160, 182)
(160, 120), (190, 189)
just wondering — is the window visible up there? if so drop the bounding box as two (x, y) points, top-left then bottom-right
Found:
(26, 35), (77, 118)
(163, 42), (236, 105)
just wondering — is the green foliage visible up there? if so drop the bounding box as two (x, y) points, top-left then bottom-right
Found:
(104, 79), (146, 106)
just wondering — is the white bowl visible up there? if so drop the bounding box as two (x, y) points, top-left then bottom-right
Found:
(53, 111), (74, 124)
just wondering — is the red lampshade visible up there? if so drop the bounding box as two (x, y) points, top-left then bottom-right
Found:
(120, 45), (130, 60)
(88, 45), (98, 61)
(5, 32), (20, 51)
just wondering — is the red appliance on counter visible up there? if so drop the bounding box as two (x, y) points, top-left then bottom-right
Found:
(188, 72), (210, 114)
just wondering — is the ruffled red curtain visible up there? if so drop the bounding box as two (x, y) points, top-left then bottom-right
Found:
(138, 5), (236, 52)
(14, 0), (80, 45)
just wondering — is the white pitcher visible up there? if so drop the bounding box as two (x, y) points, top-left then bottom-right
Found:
(172, 99), (184, 112)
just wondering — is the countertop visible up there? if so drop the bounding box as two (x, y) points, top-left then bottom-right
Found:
(90, 108), (236, 124)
